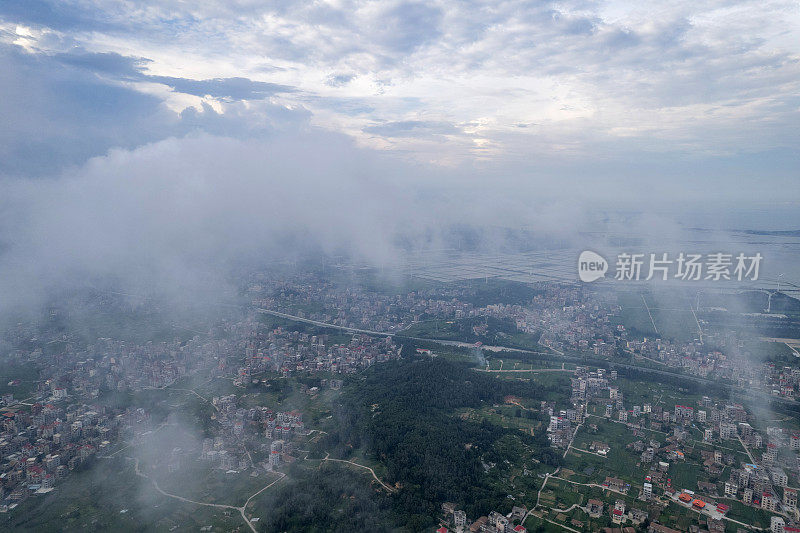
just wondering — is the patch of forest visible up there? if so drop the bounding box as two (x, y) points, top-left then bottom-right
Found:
(319, 356), (564, 529)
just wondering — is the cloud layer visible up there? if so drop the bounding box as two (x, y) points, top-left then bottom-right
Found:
(1, 0), (798, 175)
(0, 1), (798, 316)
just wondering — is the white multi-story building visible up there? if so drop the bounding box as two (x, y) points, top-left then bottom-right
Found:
(720, 422), (737, 440)
(642, 482), (652, 500)
(770, 467), (788, 487)
(764, 445), (778, 464)
(784, 488), (797, 511)
(762, 492), (779, 512)
(454, 510), (467, 530)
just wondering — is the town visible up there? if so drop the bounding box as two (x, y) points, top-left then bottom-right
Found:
(1, 268), (798, 532)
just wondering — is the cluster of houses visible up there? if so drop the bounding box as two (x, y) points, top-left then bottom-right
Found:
(438, 504), (529, 533)
(238, 328), (400, 380)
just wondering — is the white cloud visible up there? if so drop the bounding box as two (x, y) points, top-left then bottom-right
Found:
(3, 0), (797, 166)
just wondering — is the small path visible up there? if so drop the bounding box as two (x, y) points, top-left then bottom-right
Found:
(321, 453), (396, 492)
(543, 517), (581, 532)
(133, 458), (286, 533)
(549, 475), (630, 498)
(569, 447), (607, 458)
(737, 433), (757, 464)
(551, 503), (583, 513)
(170, 388), (217, 410)
(522, 469), (560, 530)
(642, 294), (660, 335)
(563, 421), (584, 459)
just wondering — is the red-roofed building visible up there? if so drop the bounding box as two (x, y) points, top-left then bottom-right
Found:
(762, 492), (778, 512)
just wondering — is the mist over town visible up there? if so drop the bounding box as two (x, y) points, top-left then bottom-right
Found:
(1, 2), (799, 532)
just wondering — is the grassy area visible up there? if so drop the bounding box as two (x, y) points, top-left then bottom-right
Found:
(568, 420), (648, 487)
(458, 404), (543, 436)
(616, 289), (700, 342)
(484, 358), (567, 371)
(613, 376), (705, 410)
(656, 501), (704, 531)
(667, 461), (704, 492)
(530, 477), (652, 532)
(721, 498), (778, 530)
(401, 316), (532, 344)
(0, 361), (39, 398)
(741, 339), (797, 364)
(154, 463), (283, 508)
(491, 371), (572, 403)
(402, 339), (480, 364)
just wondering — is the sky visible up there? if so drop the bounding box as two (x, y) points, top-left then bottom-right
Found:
(0, 0), (799, 313)
(1, 0), (798, 187)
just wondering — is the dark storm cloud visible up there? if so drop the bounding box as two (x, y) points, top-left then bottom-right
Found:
(0, 45), (169, 176)
(148, 76), (294, 100)
(55, 49), (151, 76)
(53, 49), (294, 99)
(0, 45), (301, 176)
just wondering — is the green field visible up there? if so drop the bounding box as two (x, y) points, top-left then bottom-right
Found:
(400, 316), (544, 351)
(616, 289), (701, 342)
